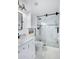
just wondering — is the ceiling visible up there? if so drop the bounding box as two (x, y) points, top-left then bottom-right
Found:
(31, 0), (59, 16)
(19, 0), (59, 16)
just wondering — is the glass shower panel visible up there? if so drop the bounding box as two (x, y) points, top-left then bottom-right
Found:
(37, 15), (59, 47)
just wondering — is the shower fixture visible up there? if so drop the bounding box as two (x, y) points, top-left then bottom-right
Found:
(37, 12), (59, 17)
(38, 17), (41, 20)
(37, 25), (41, 30)
(57, 27), (59, 33)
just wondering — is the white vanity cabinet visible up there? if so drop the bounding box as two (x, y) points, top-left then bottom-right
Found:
(18, 39), (35, 59)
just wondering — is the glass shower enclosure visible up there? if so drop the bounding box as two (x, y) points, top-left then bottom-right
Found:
(36, 15), (59, 48)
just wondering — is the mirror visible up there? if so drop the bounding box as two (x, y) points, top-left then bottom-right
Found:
(18, 12), (23, 30)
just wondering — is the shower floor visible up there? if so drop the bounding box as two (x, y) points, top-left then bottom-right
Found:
(35, 46), (59, 59)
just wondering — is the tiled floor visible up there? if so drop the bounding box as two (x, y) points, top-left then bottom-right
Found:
(36, 46), (60, 59)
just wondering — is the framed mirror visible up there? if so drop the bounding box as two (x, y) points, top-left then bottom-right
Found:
(18, 12), (23, 30)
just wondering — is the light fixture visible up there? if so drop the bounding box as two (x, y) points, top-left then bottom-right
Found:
(18, 0), (27, 11)
(34, 2), (38, 6)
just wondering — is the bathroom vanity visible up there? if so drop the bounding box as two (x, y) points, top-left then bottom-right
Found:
(18, 4), (35, 59)
(18, 36), (35, 59)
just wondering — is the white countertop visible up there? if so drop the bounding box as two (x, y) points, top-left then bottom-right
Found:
(18, 33), (35, 47)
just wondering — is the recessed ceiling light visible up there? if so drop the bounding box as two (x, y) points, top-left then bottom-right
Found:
(34, 2), (38, 6)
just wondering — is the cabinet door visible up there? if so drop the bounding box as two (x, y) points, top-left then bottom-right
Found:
(18, 43), (29, 59)
(18, 39), (35, 59)
(21, 44), (29, 59)
(28, 39), (35, 59)
(18, 46), (23, 59)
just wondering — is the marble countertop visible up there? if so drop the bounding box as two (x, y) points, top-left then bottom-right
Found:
(18, 33), (35, 47)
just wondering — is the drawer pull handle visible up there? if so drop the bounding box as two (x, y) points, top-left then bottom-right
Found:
(18, 51), (20, 53)
(28, 45), (29, 48)
(23, 47), (25, 50)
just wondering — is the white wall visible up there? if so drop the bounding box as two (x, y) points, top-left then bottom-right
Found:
(23, 12), (31, 28)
